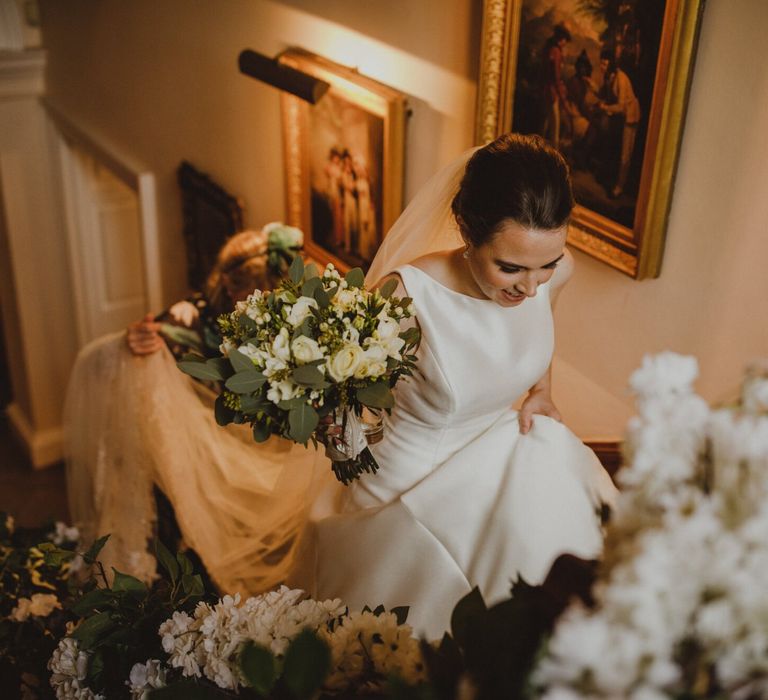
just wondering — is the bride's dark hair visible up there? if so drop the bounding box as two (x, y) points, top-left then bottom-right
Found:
(451, 133), (574, 246)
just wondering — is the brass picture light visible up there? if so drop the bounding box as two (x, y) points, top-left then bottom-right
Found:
(238, 49), (330, 104)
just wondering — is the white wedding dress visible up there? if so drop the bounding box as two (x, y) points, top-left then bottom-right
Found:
(300, 264), (618, 639)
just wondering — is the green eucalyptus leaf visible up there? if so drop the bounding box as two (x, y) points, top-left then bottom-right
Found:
(277, 397), (307, 410)
(239, 394), (267, 415)
(288, 403), (319, 444)
(155, 540), (179, 584)
(356, 383), (395, 409)
(240, 641), (277, 695)
(301, 276), (323, 298)
(289, 255), (305, 284)
(225, 370), (267, 394)
(282, 629), (331, 700)
(292, 364), (328, 388)
(214, 395), (235, 426)
(83, 535), (110, 565)
(228, 349), (255, 374)
(177, 361), (223, 382)
(345, 268), (365, 288)
(313, 285), (330, 309)
(206, 357), (234, 380)
(304, 262), (319, 279)
(400, 327), (421, 346)
(252, 421), (271, 443)
(379, 277), (399, 299)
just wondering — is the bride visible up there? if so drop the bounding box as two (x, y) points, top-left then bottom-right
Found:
(294, 133), (618, 638)
(65, 132), (616, 640)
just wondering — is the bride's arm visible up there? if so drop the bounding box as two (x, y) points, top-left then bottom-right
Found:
(517, 248), (574, 434)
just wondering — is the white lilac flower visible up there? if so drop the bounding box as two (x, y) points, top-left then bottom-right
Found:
(629, 352), (699, 400)
(128, 659), (166, 699)
(48, 638), (106, 699)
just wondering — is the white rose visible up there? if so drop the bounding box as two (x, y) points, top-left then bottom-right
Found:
(328, 344), (364, 382)
(355, 346), (387, 379)
(267, 379), (302, 404)
(292, 336), (324, 365)
(168, 300), (199, 327)
(271, 327), (291, 362)
(286, 296), (318, 327)
(375, 317), (400, 342)
(28, 593), (60, 617)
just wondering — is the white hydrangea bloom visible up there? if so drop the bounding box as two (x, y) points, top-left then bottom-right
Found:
(128, 659), (166, 699)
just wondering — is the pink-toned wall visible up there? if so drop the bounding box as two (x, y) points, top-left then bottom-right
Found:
(37, 0), (768, 437)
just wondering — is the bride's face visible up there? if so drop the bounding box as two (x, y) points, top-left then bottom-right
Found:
(465, 219), (567, 307)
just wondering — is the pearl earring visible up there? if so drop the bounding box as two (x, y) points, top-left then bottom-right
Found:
(462, 246), (470, 259)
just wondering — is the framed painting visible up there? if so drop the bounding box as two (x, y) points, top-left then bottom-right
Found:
(279, 48), (407, 273)
(476, 0), (705, 278)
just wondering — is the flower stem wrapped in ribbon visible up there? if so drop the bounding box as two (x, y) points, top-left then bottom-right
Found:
(178, 257), (420, 484)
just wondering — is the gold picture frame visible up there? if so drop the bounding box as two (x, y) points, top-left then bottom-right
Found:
(280, 48), (407, 273)
(476, 0), (705, 279)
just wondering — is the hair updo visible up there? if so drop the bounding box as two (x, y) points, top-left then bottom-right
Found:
(451, 133), (574, 247)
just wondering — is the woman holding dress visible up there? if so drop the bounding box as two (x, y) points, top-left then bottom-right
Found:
(296, 133), (618, 639)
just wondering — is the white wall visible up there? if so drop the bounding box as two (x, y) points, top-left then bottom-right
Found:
(40, 0), (480, 305)
(35, 0), (768, 438)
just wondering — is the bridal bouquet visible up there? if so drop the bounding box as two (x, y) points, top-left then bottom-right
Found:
(178, 257), (419, 484)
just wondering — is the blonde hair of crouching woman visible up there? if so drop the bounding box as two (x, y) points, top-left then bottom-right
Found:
(126, 227), (288, 358)
(65, 224), (326, 595)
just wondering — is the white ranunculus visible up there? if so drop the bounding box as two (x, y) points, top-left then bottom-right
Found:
(267, 379), (302, 404)
(375, 316), (400, 342)
(291, 336), (324, 365)
(271, 327), (291, 362)
(286, 296), (318, 327)
(328, 344), (364, 382)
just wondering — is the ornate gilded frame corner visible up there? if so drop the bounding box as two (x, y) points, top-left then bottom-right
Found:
(475, 0), (705, 279)
(279, 48), (407, 273)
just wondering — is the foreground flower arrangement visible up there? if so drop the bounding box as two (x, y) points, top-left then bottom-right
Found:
(178, 258), (419, 484)
(537, 354), (768, 699)
(0, 515), (81, 698)
(9, 353), (768, 699)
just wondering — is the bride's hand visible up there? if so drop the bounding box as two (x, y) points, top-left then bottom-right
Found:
(518, 389), (562, 435)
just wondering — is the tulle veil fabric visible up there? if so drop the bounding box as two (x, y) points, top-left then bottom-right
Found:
(64, 333), (332, 593)
(64, 147), (477, 593)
